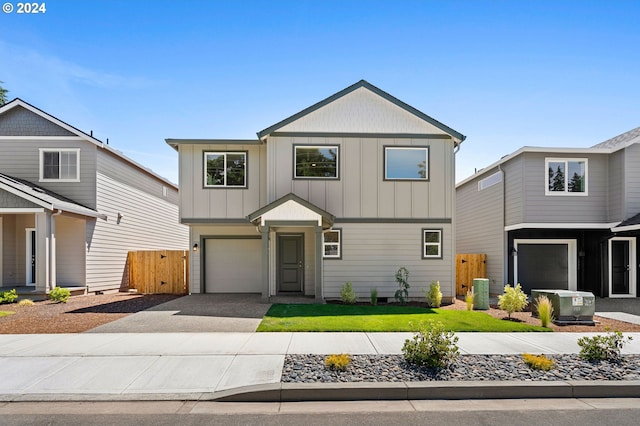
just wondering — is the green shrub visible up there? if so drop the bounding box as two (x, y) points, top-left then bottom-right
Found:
(465, 289), (474, 311)
(394, 267), (410, 305)
(577, 329), (633, 362)
(0, 289), (18, 304)
(49, 287), (71, 303)
(535, 295), (554, 327)
(340, 282), (357, 305)
(497, 283), (528, 319)
(17, 299), (35, 306)
(370, 288), (378, 306)
(402, 320), (459, 369)
(423, 280), (442, 308)
(325, 353), (351, 371)
(522, 353), (555, 371)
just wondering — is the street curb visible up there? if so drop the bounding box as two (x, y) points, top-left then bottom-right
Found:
(3, 381), (640, 403)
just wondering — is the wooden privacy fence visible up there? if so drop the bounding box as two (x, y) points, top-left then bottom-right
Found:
(128, 250), (189, 295)
(456, 253), (487, 296)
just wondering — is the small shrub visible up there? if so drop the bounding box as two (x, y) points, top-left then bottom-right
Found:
(17, 299), (35, 306)
(423, 280), (442, 308)
(394, 267), (410, 305)
(535, 295), (554, 327)
(49, 287), (71, 303)
(465, 289), (474, 311)
(402, 320), (459, 369)
(340, 282), (357, 305)
(577, 329), (633, 362)
(497, 283), (528, 319)
(370, 288), (378, 306)
(0, 289), (18, 304)
(522, 353), (555, 371)
(325, 353), (351, 371)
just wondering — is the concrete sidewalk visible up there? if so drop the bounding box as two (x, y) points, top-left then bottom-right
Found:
(1, 332), (640, 402)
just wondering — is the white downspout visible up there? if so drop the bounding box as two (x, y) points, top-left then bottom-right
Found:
(50, 209), (63, 291)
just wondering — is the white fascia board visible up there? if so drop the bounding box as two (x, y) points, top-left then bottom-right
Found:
(505, 222), (619, 231)
(611, 224), (640, 233)
(0, 180), (53, 210)
(456, 146), (611, 188)
(0, 208), (45, 213)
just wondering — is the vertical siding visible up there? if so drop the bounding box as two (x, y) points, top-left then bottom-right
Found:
(456, 169), (505, 294)
(522, 153), (608, 223)
(86, 173), (188, 292)
(178, 144), (264, 219)
(268, 136), (455, 219)
(608, 150), (625, 222)
(0, 138), (98, 209)
(323, 222), (454, 299)
(55, 215), (86, 287)
(625, 144), (640, 219)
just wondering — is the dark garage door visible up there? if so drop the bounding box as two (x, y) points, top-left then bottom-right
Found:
(517, 243), (568, 294)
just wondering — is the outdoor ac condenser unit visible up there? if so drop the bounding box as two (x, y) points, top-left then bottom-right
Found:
(531, 289), (595, 326)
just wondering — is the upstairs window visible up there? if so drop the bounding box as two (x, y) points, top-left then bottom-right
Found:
(323, 229), (341, 259)
(204, 152), (247, 188)
(422, 229), (442, 259)
(39, 148), (80, 181)
(294, 145), (339, 179)
(546, 158), (587, 195)
(384, 146), (429, 180)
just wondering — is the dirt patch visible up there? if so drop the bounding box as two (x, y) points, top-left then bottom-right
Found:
(438, 298), (640, 332)
(0, 293), (180, 334)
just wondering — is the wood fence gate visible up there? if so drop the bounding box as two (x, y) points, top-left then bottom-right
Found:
(128, 250), (189, 295)
(455, 253), (487, 296)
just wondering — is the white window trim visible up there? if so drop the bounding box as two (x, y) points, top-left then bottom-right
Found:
(422, 229), (442, 259)
(39, 148), (80, 182)
(203, 151), (247, 188)
(293, 145), (340, 179)
(545, 158), (588, 196)
(323, 229), (341, 259)
(513, 239), (577, 291)
(384, 146), (429, 181)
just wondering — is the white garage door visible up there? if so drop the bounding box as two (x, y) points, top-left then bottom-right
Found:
(205, 239), (262, 293)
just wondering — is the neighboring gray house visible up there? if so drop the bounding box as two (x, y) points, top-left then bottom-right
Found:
(168, 80), (465, 302)
(456, 127), (640, 298)
(0, 99), (189, 295)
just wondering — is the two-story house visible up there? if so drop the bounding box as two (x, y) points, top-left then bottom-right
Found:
(0, 99), (189, 296)
(456, 127), (640, 299)
(168, 80), (465, 302)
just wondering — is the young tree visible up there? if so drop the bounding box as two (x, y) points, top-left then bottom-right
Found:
(0, 81), (8, 105)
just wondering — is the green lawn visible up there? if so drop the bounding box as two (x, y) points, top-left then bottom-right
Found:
(256, 304), (550, 332)
(0, 311), (15, 318)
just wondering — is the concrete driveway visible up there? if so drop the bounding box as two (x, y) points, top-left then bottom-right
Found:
(87, 294), (272, 333)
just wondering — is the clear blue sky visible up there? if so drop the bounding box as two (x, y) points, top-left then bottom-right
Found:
(2, 0), (639, 184)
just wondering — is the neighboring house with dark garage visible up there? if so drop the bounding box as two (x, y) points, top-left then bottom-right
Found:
(0, 99), (189, 296)
(167, 80), (465, 302)
(456, 127), (640, 299)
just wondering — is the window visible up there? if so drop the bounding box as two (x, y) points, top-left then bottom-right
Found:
(294, 145), (339, 179)
(384, 146), (429, 180)
(204, 152), (247, 188)
(545, 158), (587, 195)
(422, 229), (442, 259)
(323, 229), (341, 259)
(478, 171), (502, 191)
(39, 149), (80, 181)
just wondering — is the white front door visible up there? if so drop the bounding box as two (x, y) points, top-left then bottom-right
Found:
(25, 228), (36, 286)
(609, 237), (636, 298)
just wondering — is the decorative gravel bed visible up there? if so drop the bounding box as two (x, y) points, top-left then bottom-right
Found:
(282, 354), (640, 383)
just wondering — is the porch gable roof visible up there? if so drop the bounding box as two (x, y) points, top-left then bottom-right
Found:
(0, 173), (107, 219)
(247, 193), (334, 228)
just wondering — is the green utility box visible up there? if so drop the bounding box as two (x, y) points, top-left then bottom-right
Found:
(531, 289), (595, 325)
(473, 278), (490, 310)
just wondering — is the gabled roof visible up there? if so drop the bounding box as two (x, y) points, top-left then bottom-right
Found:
(0, 173), (107, 219)
(0, 98), (178, 189)
(256, 80), (466, 143)
(611, 212), (640, 233)
(592, 126), (640, 150)
(247, 193), (334, 228)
